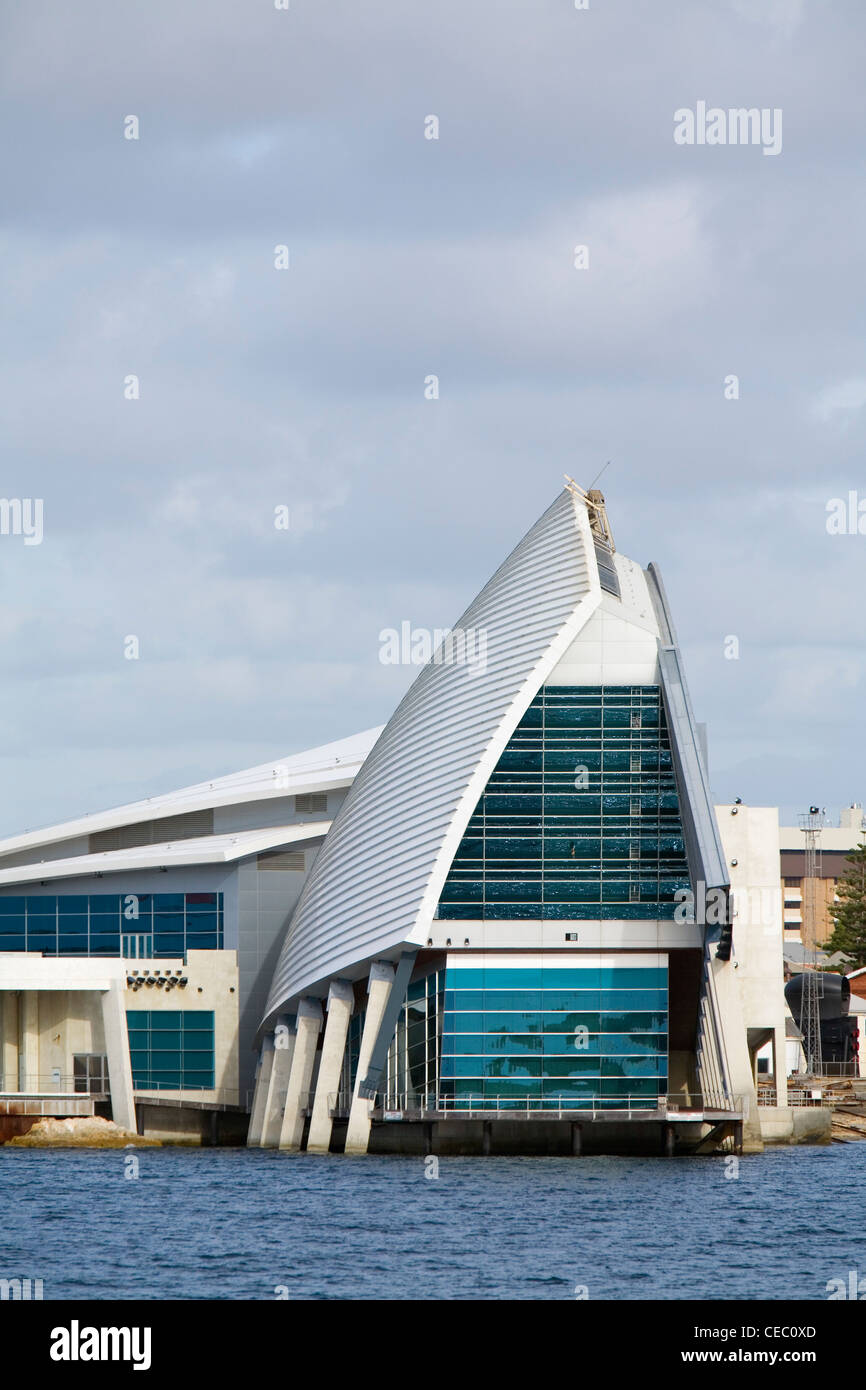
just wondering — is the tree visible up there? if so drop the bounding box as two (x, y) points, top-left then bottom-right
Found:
(825, 843), (866, 967)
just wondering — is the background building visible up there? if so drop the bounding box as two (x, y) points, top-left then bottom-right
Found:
(779, 803), (865, 949)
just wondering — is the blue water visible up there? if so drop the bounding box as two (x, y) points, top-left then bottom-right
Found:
(1, 1144), (864, 1300)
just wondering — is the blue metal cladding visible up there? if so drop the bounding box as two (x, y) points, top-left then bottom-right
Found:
(127, 1010), (215, 1090)
(440, 964), (668, 1109)
(437, 685), (691, 921)
(0, 892), (223, 956)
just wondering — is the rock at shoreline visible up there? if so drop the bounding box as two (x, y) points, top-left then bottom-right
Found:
(5, 1116), (160, 1148)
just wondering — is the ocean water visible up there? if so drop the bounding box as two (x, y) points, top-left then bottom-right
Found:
(1, 1143), (864, 1300)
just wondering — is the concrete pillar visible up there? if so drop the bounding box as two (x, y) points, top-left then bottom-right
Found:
(710, 957), (763, 1152)
(307, 981), (354, 1155)
(20, 991), (39, 1092)
(100, 984), (137, 1132)
(246, 1037), (274, 1146)
(1, 993), (19, 1092)
(278, 1000), (322, 1151)
(345, 961), (395, 1155)
(261, 1018), (295, 1148)
(773, 1023), (787, 1101)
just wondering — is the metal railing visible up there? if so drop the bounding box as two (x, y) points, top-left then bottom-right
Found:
(785, 1088), (849, 1108)
(0, 1095), (96, 1116)
(132, 1084), (242, 1107)
(0, 1074), (105, 1097)
(327, 1090), (741, 1120)
(0, 1076), (245, 1108)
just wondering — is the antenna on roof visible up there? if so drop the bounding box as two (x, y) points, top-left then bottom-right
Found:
(588, 459), (611, 490)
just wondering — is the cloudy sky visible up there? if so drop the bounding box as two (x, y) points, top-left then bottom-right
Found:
(0, 0), (863, 836)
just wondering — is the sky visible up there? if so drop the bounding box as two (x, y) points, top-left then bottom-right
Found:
(0, 0), (863, 836)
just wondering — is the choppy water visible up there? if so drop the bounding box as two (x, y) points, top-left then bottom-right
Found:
(1, 1143), (864, 1300)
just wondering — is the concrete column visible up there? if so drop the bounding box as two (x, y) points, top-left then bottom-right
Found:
(278, 1000), (322, 1150)
(100, 984), (136, 1132)
(261, 1017), (295, 1148)
(1, 993), (19, 1092)
(20, 991), (39, 1092)
(307, 981), (354, 1155)
(246, 1036), (274, 1146)
(773, 1023), (787, 1101)
(345, 961), (395, 1156)
(710, 957), (763, 1152)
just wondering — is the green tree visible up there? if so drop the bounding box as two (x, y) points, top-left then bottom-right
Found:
(825, 842), (866, 967)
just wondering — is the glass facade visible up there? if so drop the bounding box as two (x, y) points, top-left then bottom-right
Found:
(0, 892), (223, 957)
(438, 685), (690, 920)
(127, 1010), (215, 1090)
(440, 963), (667, 1110)
(381, 960), (668, 1112)
(381, 970), (445, 1107)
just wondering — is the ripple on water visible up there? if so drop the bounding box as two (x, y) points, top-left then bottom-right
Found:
(0, 1143), (861, 1300)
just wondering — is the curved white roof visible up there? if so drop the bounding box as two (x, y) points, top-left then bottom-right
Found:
(0, 822), (332, 886)
(0, 728), (381, 861)
(262, 488), (603, 1025)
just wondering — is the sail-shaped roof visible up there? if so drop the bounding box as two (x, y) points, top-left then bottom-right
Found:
(262, 488), (603, 1023)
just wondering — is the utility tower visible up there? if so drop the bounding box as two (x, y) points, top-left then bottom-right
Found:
(798, 807), (824, 1076)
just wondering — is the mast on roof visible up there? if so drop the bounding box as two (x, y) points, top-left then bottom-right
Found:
(564, 475), (616, 552)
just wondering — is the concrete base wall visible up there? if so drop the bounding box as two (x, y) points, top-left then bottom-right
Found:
(359, 1119), (716, 1157)
(759, 1106), (832, 1145)
(136, 1104), (248, 1146)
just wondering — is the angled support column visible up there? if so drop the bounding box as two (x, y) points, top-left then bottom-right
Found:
(358, 951), (417, 1100)
(344, 961), (396, 1155)
(247, 1036), (274, 1146)
(278, 1000), (322, 1151)
(101, 984), (136, 1133)
(261, 1018), (295, 1148)
(307, 981), (354, 1155)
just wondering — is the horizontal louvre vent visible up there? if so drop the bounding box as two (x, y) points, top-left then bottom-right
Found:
(257, 851), (306, 871)
(89, 809), (214, 854)
(294, 793), (327, 814)
(594, 540), (620, 598)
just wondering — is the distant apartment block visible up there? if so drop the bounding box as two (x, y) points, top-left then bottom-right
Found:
(779, 804), (865, 949)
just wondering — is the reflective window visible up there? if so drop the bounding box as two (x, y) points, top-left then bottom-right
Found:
(438, 686), (690, 921)
(0, 893), (223, 956)
(127, 1010), (215, 1090)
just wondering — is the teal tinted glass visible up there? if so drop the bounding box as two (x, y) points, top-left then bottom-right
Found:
(0, 893), (223, 956)
(125, 1010), (215, 1090)
(439, 964), (668, 1109)
(437, 686), (690, 921)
